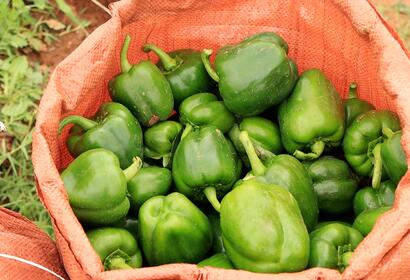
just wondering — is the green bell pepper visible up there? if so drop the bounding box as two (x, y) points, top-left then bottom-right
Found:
(61, 149), (141, 225)
(201, 32), (297, 116)
(229, 116), (282, 167)
(353, 180), (396, 216)
(172, 125), (242, 212)
(308, 223), (363, 271)
(278, 69), (345, 160)
(109, 35), (174, 127)
(242, 31), (289, 54)
(179, 92), (235, 133)
(303, 156), (358, 216)
(87, 227), (142, 270)
(138, 192), (213, 265)
(127, 166), (172, 211)
(143, 45), (214, 104)
(198, 253), (234, 269)
(59, 102), (143, 169)
(353, 207), (391, 236)
(343, 110), (401, 188)
(143, 121), (182, 167)
(239, 131), (318, 231)
(344, 83), (375, 127)
(208, 213), (225, 254)
(381, 128), (407, 184)
(220, 178), (309, 273)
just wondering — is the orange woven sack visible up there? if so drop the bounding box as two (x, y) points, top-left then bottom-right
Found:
(0, 208), (67, 279)
(32, 0), (410, 279)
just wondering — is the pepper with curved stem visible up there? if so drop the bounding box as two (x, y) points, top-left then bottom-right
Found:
(381, 127), (407, 184)
(344, 82), (375, 127)
(372, 144), (383, 189)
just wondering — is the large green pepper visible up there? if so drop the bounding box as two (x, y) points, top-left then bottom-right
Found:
(353, 180), (396, 216)
(143, 121), (182, 167)
(198, 253), (234, 269)
(220, 179), (309, 273)
(343, 110), (401, 188)
(143, 45), (214, 104)
(87, 227), (142, 270)
(381, 128), (407, 184)
(179, 92), (235, 133)
(303, 156), (358, 216)
(344, 83), (375, 127)
(128, 166), (172, 211)
(229, 116), (282, 167)
(353, 207), (391, 236)
(138, 192), (213, 265)
(109, 35), (173, 127)
(208, 213), (225, 254)
(278, 69), (345, 160)
(238, 131), (318, 230)
(59, 102), (143, 169)
(61, 149), (141, 225)
(201, 32), (297, 116)
(308, 223), (363, 271)
(172, 125), (242, 212)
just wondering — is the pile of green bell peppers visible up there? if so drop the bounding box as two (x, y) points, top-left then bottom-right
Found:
(57, 32), (407, 273)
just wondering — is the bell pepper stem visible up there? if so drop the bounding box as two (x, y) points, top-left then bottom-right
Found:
(239, 131), (266, 176)
(58, 115), (98, 134)
(123, 157), (143, 181)
(181, 124), (193, 140)
(143, 44), (178, 71)
(348, 82), (358, 99)
(107, 257), (133, 270)
(201, 49), (220, 82)
(382, 127), (395, 139)
(293, 141), (325, 161)
(203, 186), (221, 212)
(120, 34), (132, 73)
(372, 143), (382, 189)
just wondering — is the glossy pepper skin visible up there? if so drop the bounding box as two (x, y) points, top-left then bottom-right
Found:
(208, 213), (225, 254)
(143, 121), (182, 167)
(143, 45), (214, 105)
(128, 166), (172, 210)
(138, 192), (213, 266)
(61, 149), (142, 225)
(343, 83), (375, 127)
(229, 117), (282, 167)
(343, 110), (401, 188)
(109, 35), (173, 127)
(381, 128), (407, 184)
(201, 32), (297, 116)
(220, 179), (309, 273)
(303, 156), (358, 216)
(87, 227), (142, 270)
(172, 125), (242, 212)
(59, 102), (143, 169)
(279, 69), (345, 161)
(353, 207), (391, 236)
(179, 92), (235, 133)
(242, 32), (289, 54)
(239, 131), (318, 231)
(353, 180), (396, 216)
(308, 223), (363, 271)
(198, 253), (234, 269)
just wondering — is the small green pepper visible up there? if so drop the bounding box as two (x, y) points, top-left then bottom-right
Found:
(179, 92), (235, 133)
(353, 180), (396, 216)
(308, 223), (363, 271)
(353, 207), (391, 236)
(143, 45), (214, 104)
(303, 156), (358, 216)
(381, 128), (407, 184)
(343, 110), (401, 188)
(201, 32), (297, 116)
(344, 83), (375, 127)
(278, 69), (345, 160)
(87, 227), (142, 270)
(208, 213), (225, 254)
(143, 121), (182, 167)
(61, 149), (142, 225)
(59, 102), (143, 169)
(198, 253), (234, 269)
(172, 125), (242, 212)
(109, 35), (174, 127)
(138, 192), (213, 265)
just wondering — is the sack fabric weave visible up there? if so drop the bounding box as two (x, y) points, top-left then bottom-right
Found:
(32, 0), (410, 279)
